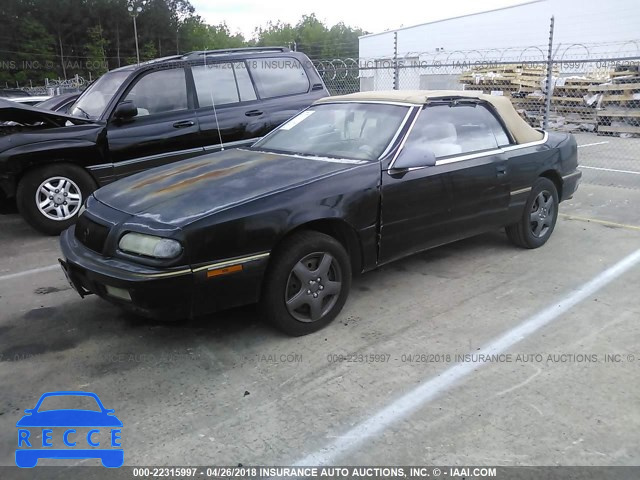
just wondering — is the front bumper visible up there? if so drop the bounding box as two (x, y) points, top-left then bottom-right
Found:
(59, 226), (270, 319)
(60, 227), (194, 319)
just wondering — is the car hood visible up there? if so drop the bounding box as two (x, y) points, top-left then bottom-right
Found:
(0, 98), (93, 127)
(94, 148), (367, 227)
(16, 410), (123, 427)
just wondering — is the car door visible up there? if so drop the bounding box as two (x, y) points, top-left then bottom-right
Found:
(379, 102), (511, 264)
(190, 61), (269, 152)
(442, 102), (512, 234)
(246, 56), (324, 131)
(106, 66), (202, 179)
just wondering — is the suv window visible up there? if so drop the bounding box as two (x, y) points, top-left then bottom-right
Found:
(234, 62), (258, 102)
(124, 68), (188, 116)
(192, 62), (257, 108)
(247, 57), (309, 98)
(406, 103), (512, 158)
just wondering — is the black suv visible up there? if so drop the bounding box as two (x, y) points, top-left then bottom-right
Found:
(0, 47), (328, 234)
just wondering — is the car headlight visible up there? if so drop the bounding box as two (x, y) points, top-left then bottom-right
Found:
(118, 232), (182, 259)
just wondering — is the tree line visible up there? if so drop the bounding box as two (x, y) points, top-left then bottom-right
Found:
(0, 0), (366, 87)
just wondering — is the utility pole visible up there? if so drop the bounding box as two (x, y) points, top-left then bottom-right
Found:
(127, 0), (147, 65)
(393, 31), (399, 90)
(116, 23), (121, 67)
(543, 16), (555, 130)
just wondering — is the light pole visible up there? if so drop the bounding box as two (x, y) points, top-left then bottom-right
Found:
(127, 1), (147, 65)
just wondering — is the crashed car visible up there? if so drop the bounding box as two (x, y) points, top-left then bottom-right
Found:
(59, 90), (581, 336)
(35, 92), (81, 113)
(0, 47), (327, 235)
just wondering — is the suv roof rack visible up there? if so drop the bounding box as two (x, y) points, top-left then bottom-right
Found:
(182, 47), (290, 60)
(143, 54), (184, 64)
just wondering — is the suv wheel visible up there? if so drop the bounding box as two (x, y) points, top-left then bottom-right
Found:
(261, 231), (352, 336)
(17, 164), (96, 235)
(506, 177), (559, 249)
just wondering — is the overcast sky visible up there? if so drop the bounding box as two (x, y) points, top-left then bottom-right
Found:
(190, 0), (530, 38)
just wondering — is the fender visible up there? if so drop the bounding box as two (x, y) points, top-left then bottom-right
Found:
(1, 134), (107, 180)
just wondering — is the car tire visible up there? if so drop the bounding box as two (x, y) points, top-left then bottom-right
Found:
(506, 177), (559, 249)
(16, 164), (97, 235)
(261, 231), (352, 336)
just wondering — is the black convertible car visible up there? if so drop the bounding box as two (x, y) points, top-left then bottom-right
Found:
(59, 90), (581, 335)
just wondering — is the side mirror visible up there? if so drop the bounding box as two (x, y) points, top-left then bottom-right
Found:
(392, 143), (437, 170)
(113, 101), (138, 120)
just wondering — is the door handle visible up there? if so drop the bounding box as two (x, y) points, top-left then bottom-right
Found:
(245, 110), (263, 117)
(173, 120), (195, 128)
(496, 165), (507, 176)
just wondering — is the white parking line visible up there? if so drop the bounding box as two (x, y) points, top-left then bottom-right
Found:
(580, 165), (640, 175)
(578, 141), (609, 148)
(293, 247), (640, 466)
(0, 264), (59, 281)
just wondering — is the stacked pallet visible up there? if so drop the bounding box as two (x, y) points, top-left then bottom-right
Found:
(511, 67), (549, 126)
(514, 67), (548, 92)
(459, 64), (548, 126)
(459, 65), (520, 95)
(548, 77), (602, 132)
(590, 66), (640, 137)
(510, 91), (545, 127)
(458, 65), (640, 136)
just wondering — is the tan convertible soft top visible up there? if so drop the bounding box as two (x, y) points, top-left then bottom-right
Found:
(314, 90), (544, 144)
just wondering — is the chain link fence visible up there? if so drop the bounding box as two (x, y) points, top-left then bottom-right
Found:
(3, 75), (88, 96)
(314, 53), (640, 190)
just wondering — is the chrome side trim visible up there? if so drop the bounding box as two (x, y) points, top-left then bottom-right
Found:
(87, 163), (112, 171)
(500, 131), (549, 152)
(203, 138), (258, 151)
(510, 186), (532, 196)
(435, 131), (549, 166)
(88, 141), (256, 172)
(388, 131), (550, 171)
(435, 148), (503, 166)
(192, 252), (270, 273)
(119, 147), (205, 167)
(90, 147), (205, 171)
(134, 268), (193, 279)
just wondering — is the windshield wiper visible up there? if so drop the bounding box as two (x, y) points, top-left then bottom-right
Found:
(73, 106), (91, 119)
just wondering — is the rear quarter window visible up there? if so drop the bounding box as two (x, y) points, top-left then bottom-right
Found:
(407, 103), (512, 158)
(247, 57), (310, 98)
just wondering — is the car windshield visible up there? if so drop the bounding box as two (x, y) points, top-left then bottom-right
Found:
(69, 71), (130, 119)
(37, 395), (102, 412)
(252, 102), (410, 161)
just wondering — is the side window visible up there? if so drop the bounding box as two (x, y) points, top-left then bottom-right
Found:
(489, 112), (511, 147)
(124, 68), (187, 116)
(233, 62), (257, 102)
(405, 103), (511, 158)
(247, 57), (309, 98)
(192, 62), (257, 107)
(192, 63), (238, 107)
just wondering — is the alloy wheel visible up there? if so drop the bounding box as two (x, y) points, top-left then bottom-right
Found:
(35, 176), (82, 221)
(530, 190), (554, 238)
(284, 252), (343, 322)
